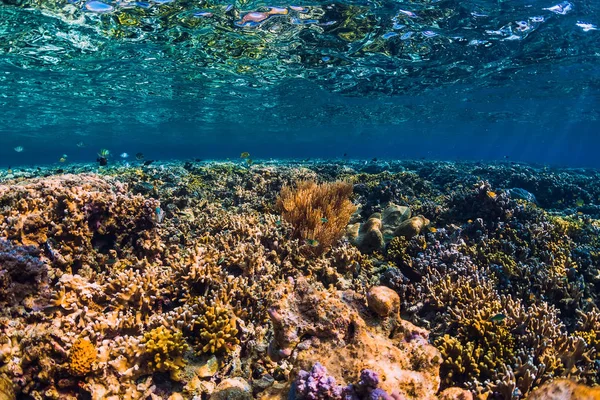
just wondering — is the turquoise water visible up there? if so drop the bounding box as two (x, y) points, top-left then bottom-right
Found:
(1, 0), (599, 166)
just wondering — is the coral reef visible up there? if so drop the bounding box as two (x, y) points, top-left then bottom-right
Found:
(1, 160), (600, 399)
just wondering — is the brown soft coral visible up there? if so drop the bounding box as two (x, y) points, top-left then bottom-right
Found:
(276, 180), (356, 255)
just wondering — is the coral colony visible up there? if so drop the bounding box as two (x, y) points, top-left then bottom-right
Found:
(0, 160), (600, 399)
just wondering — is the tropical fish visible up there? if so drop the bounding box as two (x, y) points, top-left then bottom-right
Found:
(120, 152), (129, 158)
(240, 152), (250, 158)
(543, 1), (572, 15)
(14, 146), (24, 153)
(487, 191), (497, 199)
(246, 158), (254, 166)
(575, 198), (584, 207)
(320, 217), (328, 223)
(59, 154), (68, 163)
(576, 22), (597, 32)
(428, 227), (437, 233)
(135, 152), (144, 160)
(76, 141), (85, 148)
(98, 149), (110, 157)
(305, 238), (319, 247)
(490, 313), (507, 323)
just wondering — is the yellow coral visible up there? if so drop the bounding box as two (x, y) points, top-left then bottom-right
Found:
(68, 338), (97, 376)
(141, 326), (188, 373)
(193, 305), (239, 354)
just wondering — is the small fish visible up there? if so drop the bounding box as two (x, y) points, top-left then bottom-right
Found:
(217, 256), (226, 265)
(240, 152), (250, 158)
(155, 206), (165, 223)
(246, 158), (254, 166)
(59, 155), (67, 163)
(7, 167), (12, 174)
(120, 152), (129, 158)
(135, 152), (144, 160)
(320, 217), (328, 223)
(275, 219), (282, 226)
(576, 22), (598, 32)
(14, 146), (24, 153)
(575, 198), (584, 207)
(305, 238), (319, 247)
(543, 1), (573, 15)
(98, 149), (110, 157)
(143, 160), (154, 166)
(76, 141), (85, 148)
(398, 9), (417, 18)
(428, 227), (437, 233)
(490, 313), (507, 323)
(487, 191), (497, 199)
(467, 219), (473, 223)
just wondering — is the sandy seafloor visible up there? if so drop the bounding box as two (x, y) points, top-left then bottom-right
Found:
(0, 159), (599, 400)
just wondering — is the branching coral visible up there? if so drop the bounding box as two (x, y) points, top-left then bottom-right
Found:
(276, 180), (356, 255)
(140, 326), (187, 374)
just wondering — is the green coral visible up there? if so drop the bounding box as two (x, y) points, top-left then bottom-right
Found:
(141, 326), (188, 374)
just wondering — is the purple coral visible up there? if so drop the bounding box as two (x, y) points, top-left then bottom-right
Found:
(296, 362), (343, 400)
(295, 364), (403, 400)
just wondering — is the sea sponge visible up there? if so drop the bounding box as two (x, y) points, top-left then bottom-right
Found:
(68, 337), (97, 376)
(141, 326), (188, 373)
(276, 180), (356, 255)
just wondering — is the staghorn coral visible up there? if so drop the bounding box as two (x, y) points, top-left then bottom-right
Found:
(68, 337), (97, 377)
(277, 180), (356, 255)
(0, 174), (161, 272)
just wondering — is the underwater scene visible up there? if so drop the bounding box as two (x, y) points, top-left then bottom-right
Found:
(1, 0), (600, 398)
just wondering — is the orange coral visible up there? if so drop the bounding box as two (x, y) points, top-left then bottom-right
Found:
(68, 338), (96, 376)
(276, 180), (356, 255)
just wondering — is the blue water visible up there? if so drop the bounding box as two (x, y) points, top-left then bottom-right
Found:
(1, 0), (599, 167)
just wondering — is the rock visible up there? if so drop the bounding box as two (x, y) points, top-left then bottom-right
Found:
(195, 356), (219, 378)
(528, 379), (600, 400)
(438, 387), (473, 400)
(367, 286), (400, 317)
(382, 203), (411, 234)
(394, 216), (430, 238)
(0, 374), (15, 400)
(210, 378), (252, 400)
